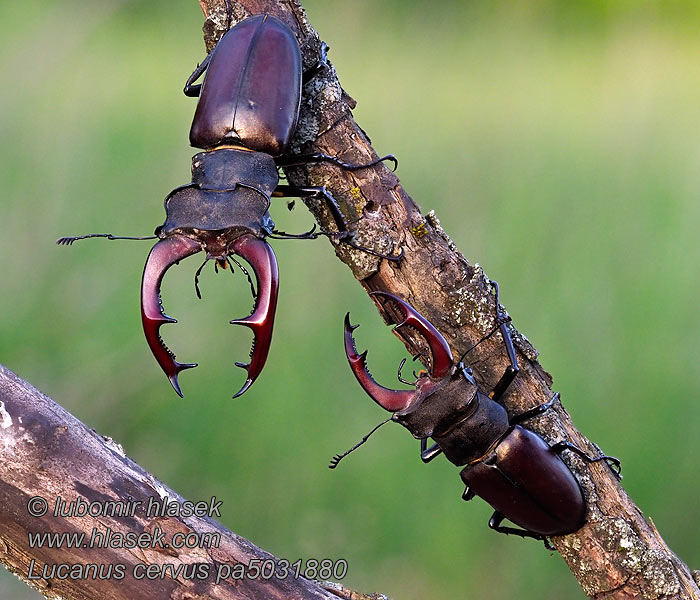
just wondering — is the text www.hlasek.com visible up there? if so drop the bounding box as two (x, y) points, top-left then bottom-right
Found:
(28, 526), (219, 551)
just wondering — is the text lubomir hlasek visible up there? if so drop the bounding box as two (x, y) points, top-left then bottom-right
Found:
(51, 495), (223, 519)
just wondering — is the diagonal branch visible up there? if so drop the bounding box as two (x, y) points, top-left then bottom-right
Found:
(196, 1), (700, 598)
(0, 364), (380, 600)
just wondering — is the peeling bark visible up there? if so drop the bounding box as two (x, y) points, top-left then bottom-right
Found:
(0, 365), (372, 600)
(194, 1), (700, 599)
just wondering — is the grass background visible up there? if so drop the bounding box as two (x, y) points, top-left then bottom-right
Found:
(1, 1), (698, 598)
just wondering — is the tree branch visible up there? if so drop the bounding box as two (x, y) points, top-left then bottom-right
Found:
(195, 1), (700, 598)
(0, 364), (378, 600)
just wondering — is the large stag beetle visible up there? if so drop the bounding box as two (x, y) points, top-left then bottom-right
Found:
(333, 287), (621, 544)
(58, 14), (399, 398)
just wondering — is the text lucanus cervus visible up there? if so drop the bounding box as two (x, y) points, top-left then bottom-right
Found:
(58, 14), (399, 398)
(333, 287), (621, 544)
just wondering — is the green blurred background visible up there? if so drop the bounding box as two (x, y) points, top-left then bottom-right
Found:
(1, 1), (698, 598)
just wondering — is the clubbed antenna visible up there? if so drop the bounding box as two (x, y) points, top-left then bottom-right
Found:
(328, 418), (392, 469)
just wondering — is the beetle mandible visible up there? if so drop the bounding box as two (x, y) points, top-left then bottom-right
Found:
(58, 14), (400, 398)
(333, 287), (621, 545)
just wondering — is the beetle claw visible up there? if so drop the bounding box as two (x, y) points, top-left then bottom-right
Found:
(141, 234), (278, 398)
(344, 313), (414, 412)
(141, 236), (202, 396)
(228, 235), (279, 399)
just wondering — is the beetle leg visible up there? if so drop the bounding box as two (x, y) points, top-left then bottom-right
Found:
(549, 441), (622, 480)
(456, 280), (519, 399)
(302, 42), (329, 85)
(488, 281), (520, 402)
(141, 236), (202, 397)
(420, 437), (442, 463)
(267, 224), (319, 240)
(370, 292), (454, 379)
(271, 185), (403, 261)
(276, 152), (398, 172)
(183, 52), (212, 97)
(272, 185), (348, 233)
(344, 314), (415, 412)
(462, 486), (476, 502)
(272, 227), (405, 261)
(228, 235), (279, 399)
(488, 512), (553, 548)
(510, 393), (560, 426)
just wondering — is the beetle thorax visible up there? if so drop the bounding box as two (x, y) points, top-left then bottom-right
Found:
(157, 149), (277, 244)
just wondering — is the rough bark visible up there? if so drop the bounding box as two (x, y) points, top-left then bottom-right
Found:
(0, 364), (377, 600)
(193, 1), (700, 599)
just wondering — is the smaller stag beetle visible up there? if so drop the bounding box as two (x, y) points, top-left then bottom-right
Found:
(333, 287), (621, 545)
(57, 13), (400, 398)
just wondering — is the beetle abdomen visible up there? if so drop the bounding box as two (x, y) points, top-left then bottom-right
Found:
(190, 15), (302, 154)
(460, 426), (586, 536)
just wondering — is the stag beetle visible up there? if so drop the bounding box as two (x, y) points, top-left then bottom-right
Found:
(333, 287), (621, 544)
(57, 14), (399, 398)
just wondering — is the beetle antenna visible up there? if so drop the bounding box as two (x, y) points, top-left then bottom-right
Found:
(397, 353), (427, 385)
(56, 233), (157, 246)
(227, 256), (257, 299)
(193, 257), (210, 299)
(328, 418), (392, 469)
(397, 358), (412, 385)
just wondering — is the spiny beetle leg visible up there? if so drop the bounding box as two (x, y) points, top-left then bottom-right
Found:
(272, 185), (348, 234)
(488, 512), (553, 549)
(275, 153), (397, 172)
(141, 236), (202, 397)
(549, 441), (622, 480)
(510, 393), (560, 426)
(271, 185), (403, 261)
(229, 235), (279, 399)
(488, 281), (520, 403)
